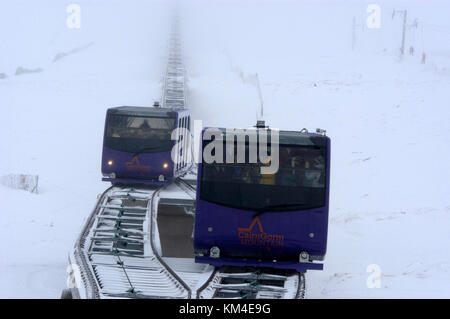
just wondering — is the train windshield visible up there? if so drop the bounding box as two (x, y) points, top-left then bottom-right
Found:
(105, 114), (176, 153)
(200, 141), (327, 211)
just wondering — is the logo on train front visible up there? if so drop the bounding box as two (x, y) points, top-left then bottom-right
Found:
(125, 156), (150, 172)
(237, 217), (284, 252)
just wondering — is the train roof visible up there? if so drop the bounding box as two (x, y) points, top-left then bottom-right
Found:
(203, 127), (329, 147)
(107, 106), (188, 118)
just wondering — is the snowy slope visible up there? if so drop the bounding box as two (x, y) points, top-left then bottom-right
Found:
(1, 0), (450, 298)
(180, 0), (450, 298)
(0, 0), (171, 298)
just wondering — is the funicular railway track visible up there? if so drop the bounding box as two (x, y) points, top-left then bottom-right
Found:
(72, 180), (306, 299)
(73, 185), (190, 298)
(70, 20), (196, 298)
(67, 18), (309, 300)
(197, 268), (305, 299)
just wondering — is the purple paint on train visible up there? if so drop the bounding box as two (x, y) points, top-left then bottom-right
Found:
(194, 202), (329, 259)
(101, 147), (174, 184)
(100, 106), (191, 185)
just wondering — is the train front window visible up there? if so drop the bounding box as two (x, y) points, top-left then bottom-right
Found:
(105, 114), (176, 153)
(200, 143), (327, 211)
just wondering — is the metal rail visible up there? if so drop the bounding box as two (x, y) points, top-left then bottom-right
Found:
(197, 267), (305, 299)
(162, 24), (186, 109)
(74, 187), (191, 298)
(73, 186), (114, 299)
(148, 186), (193, 298)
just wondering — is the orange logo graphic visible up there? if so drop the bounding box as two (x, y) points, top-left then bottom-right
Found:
(237, 217), (284, 252)
(125, 156), (150, 172)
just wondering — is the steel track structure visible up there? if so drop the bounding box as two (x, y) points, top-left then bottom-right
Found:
(67, 20), (307, 300)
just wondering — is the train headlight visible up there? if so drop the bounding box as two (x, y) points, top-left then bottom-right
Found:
(163, 163), (169, 169)
(107, 160), (113, 166)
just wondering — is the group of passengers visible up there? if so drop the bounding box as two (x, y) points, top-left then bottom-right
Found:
(278, 148), (325, 187)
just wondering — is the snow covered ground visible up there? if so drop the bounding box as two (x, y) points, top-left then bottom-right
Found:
(1, 0), (449, 298)
(182, 0), (450, 298)
(0, 0), (171, 298)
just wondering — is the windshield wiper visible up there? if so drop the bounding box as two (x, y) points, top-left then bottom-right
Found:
(252, 203), (304, 218)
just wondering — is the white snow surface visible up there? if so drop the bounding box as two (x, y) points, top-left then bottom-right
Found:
(1, 0), (449, 298)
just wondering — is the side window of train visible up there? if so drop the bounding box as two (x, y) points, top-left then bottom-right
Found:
(177, 117), (182, 170)
(179, 117), (183, 168)
(184, 116), (189, 167)
(187, 116), (191, 167)
(181, 117), (186, 167)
